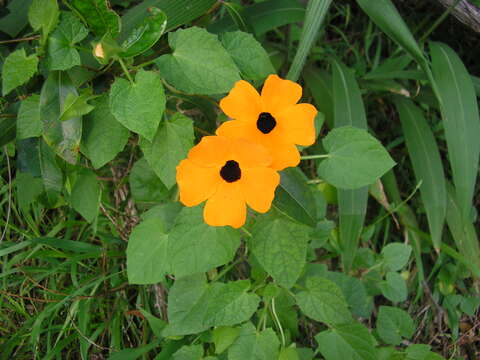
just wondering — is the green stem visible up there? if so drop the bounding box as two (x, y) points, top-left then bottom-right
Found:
(270, 297), (285, 347)
(301, 154), (330, 160)
(118, 58), (134, 84)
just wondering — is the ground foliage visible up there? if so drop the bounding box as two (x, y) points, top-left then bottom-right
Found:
(0, 0), (479, 359)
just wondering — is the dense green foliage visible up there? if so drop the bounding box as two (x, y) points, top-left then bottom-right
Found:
(1, 0), (479, 359)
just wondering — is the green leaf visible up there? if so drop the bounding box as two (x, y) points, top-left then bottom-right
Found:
(17, 94), (41, 140)
(40, 71), (82, 164)
(394, 97), (447, 251)
(120, 7), (167, 58)
(381, 243), (412, 272)
(81, 94), (130, 169)
(356, 0), (427, 71)
(109, 70), (165, 141)
(171, 345), (203, 360)
(129, 158), (169, 205)
(107, 340), (161, 360)
(209, 0), (305, 37)
(163, 275), (260, 336)
(212, 327), (240, 355)
(250, 212), (310, 289)
(2, 49), (38, 96)
(379, 272), (407, 303)
(273, 167), (317, 227)
(318, 126), (395, 190)
(430, 42), (480, 220)
(48, 12), (89, 71)
(28, 0), (58, 39)
(315, 323), (377, 360)
(228, 322), (280, 360)
(279, 347), (300, 360)
(39, 139), (63, 208)
(140, 113), (194, 189)
(0, 0), (32, 37)
(377, 306), (415, 345)
(15, 172), (44, 211)
(331, 59), (368, 273)
(324, 271), (372, 318)
(220, 31), (274, 81)
(120, 0), (215, 40)
(167, 206), (241, 277)
(296, 276), (352, 325)
(126, 216), (169, 284)
(70, 168), (100, 223)
(59, 92), (94, 122)
(70, 0), (120, 37)
(139, 308), (166, 339)
(304, 68), (334, 129)
(156, 27), (240, 94)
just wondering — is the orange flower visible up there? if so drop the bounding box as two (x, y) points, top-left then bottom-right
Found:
(176, 136), (280, 228)
(216, 74), (318, 170)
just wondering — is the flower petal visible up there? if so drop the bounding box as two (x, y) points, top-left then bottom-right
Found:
(176, 159), (220, 207)
(265, 137), (301, 170)
(216, 120), (257, 141)
(241, 167), (280, 213)
(261, 74), (302, 113)
(231, 138), (272, 168)
(188, 136), (229, 167)
(204, 182), (246, 228)
(277, 103), (318, 146)
(219, 80), (261, 121)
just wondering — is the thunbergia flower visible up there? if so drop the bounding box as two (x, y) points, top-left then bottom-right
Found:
(176, 136), (280, 228)
(216, 74), (318, 170)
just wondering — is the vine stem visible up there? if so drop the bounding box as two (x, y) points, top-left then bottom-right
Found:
(300, 154), (330, 160)
(118, 58), (134, 84)
(271, 297), (286, 347)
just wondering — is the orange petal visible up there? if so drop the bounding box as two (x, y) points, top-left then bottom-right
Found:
(203, 182), (246, 228)
(261, 74), (302, 114)
(266, 137), (301, 170)
(216, 120), (256, 140)
(176, 159), (220, 207)
(219, 80), (261, 121)
(231, 138), (272, 168)
(241, 167), (280, 213)
(277, 103), (318, 146)
(188, 136), (229, 167)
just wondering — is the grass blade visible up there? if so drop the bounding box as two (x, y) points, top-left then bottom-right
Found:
(331, 59), (368, 271)
(286, 0), (332, 82)
(394, 97), (447, 251)
(430, 42), (480, 220)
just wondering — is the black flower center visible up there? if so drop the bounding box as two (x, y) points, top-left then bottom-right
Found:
(220, 160), (241, 183)
(256, 112), (276, 134)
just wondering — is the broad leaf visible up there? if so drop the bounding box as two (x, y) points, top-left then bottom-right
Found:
(59, 92), (94, 122)
(381, 243), (412, 272)
(228, 322), (280, 360)
(129, 158), (170, 205)
(296, 276), (352, 325)
(212, 327), (240, 355)
(109, 70), (165, 141)
(40, 71), (82, 164)
(121, 7), (167, 58)
(379, 272), (407, 303)
(48, 12), (88, 71)
(318, 126), (395, 189)
(70, 168), (100, 223)
(377, 306), (415, 345)
(15, 172), (44, 211)
(172, 345), (203, 360)
(167, 206), (241, 277)
(71, 0), (120, 37)
(17, 94), (41, 140)
(251, 212), (310, 288)
(39, 139), (63, 208)
(81, 94), (130, 169)
(2, 49), (38, 96)
(273, 167), (317, 227)
(28, 0), (58, 40)
(126, 216), (169, 284)
(140, 113), (194, 189)
(164, 275), (260, 336)
(315, 323), (377, 360)
(156, 27), (240, 94)
(220, 31), (275, 81)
